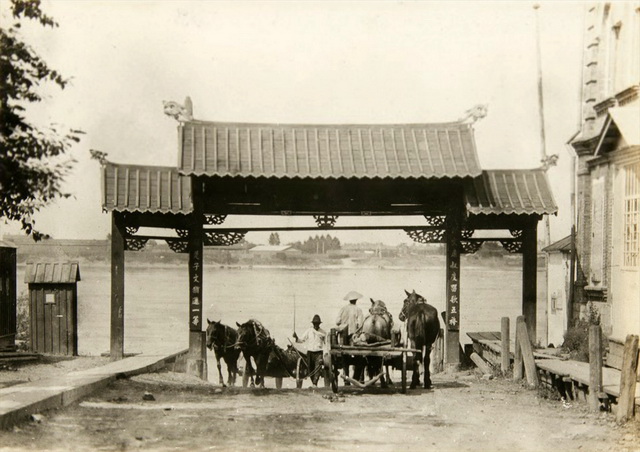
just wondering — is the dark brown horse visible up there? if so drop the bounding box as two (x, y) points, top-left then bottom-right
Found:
(235, 319), (309, 388)
(399, 290), (440, 389)
(206, 319), (240, 387)
(235, 319), (274, 388)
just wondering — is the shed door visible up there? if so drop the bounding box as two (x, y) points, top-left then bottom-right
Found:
(30, 285), (77, 355)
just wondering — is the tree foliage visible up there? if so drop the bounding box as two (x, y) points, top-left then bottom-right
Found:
(268, 232), (281, 246)
(291, 234), (341, 254)
(0, 0), (83, 240)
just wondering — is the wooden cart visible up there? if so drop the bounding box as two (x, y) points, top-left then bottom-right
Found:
(323, 329), (418, 394)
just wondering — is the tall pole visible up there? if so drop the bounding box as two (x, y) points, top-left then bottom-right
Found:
(534, 4), (551, 248)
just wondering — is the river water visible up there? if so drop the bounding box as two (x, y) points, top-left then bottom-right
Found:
(17, 262), (546, 357)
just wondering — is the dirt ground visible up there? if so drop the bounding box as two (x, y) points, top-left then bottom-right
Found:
(1, 366), (639, 452)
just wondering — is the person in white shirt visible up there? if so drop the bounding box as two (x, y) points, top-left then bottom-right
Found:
(335, 291), (364, 384)
(293, 314), (326, 387)
(335, 291), (364, 344)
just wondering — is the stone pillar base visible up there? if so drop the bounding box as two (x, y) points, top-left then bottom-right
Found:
(186, 359), (208, 380)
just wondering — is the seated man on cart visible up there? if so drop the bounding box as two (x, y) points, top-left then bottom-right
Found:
(335, 291), (365, 383)
(293, 314), (326, 387)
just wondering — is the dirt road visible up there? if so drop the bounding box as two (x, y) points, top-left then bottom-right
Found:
(1, 370), (638, 452)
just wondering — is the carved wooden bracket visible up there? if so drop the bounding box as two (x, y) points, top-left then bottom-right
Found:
(166, 238), (189, 253)
(423, 215), (446, 227)
(460, 240), (483, 254)
(125, 237), (148, 251)
(314, 215), (338, 229)
(204, 231), (247, 246)
(500, 239), (523, 253)
(204, 214), (227, 225)
(405, 229), (445, 243)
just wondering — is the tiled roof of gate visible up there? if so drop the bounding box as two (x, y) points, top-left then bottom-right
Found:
(24, 262), (81, 284)
(464, 169), (558, 215)
(177, 120), (482, 179)
(101, 162), (193, 214)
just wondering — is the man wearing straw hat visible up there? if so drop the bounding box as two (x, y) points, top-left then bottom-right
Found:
(336, 291), (364, 345)
(335, 291), (364, 384)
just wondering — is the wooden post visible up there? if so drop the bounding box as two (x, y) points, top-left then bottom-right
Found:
(617, 334), (639, 423)
(513, 316), (524, 381)
(522, 224), (538, 345)
(186, 179), (207, 380)
(110, 212), (125, 361)
(470, 352), (492, 376)
(501, 317), (510, 375)
(517, 316), (539, 387)
(444, 210), (462, 368)
(588, 325), (603, 412)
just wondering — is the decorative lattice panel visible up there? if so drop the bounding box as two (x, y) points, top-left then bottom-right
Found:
(460, 240), (483, 254)
(461, 229), (474, 239)
(125, 226), (139, 236)
(204, 231), (247, 247)
(166, 239), (189, 253)
(204, 214), (227, 225)
(424, 215), (446, 227)
(125, 238), (148, 251)
(313, 215), (338, 229)
(405, 229), (445, 243)
(509, 229), (523, 238)
(500, 240), (523, 253)
(175, 229), (189, 238)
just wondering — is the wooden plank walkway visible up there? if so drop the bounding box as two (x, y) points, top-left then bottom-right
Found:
(467, 331), (639, 408)
(535, 359), (640, 405)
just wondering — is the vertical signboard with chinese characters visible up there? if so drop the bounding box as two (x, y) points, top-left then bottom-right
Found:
(446, 225), (460, 332)
(188, 228), (203, 332)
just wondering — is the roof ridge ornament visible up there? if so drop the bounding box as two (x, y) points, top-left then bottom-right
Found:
(539, 154), (559, 171)
(163, 96), (194, 122)
(459, 104), (488, 125)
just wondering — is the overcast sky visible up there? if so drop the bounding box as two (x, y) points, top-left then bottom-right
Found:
(1, 1), (585, 245)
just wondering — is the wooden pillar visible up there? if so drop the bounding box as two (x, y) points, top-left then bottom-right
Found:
(444, 211), (462, 367)
(186, 180), (207, 380)
(110, 212), (125, 361)
(522, 223), (538, 345)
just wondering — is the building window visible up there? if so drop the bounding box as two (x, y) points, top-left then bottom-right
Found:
(624, 162), (640, 267)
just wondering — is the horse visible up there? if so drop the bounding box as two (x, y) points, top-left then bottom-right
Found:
(398, 289), (440, 389)
(235, 319), (274, 388)
(353, 299), (393, 387)
(205, 319), (241, 387)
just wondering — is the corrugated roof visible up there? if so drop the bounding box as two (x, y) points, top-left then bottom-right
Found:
(102, 162), (193, 214)
(464, 169), (558, 215)
(542, 235), (571, 253)
(178, 120), (482, 179)
(24, 262), (81, 284)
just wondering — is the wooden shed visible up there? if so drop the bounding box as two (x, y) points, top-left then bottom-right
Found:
(25, 262), (81, 356)
(0, 241), (17, 352)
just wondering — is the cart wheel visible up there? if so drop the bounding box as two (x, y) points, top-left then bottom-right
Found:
(275, 377), (283, 389)
(401, 352), (407, 394)
(296, 358), (303, 389)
